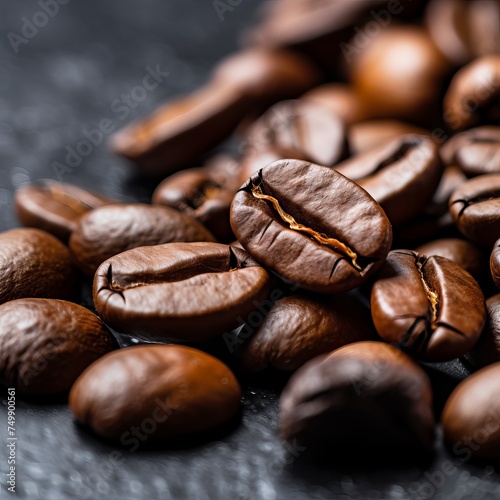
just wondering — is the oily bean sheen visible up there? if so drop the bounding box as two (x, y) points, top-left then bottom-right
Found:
(70, 203), (216, 278)
(230, 160), (392, 294)
(280, 342), (435, 454)
(371, 250), (486, 361)
(449, 174), (500, 247)
(0, 299), (116, 395)
(442, 362), (500, 460)
(93, 243), (271, 341)
(0, 228), (76, 304)
(440, 127), (500, 177)
(491, 238), (500, 288)
(15, 181), (115, 242)
(69, 345), (241, 439)
(240, 293), (375, 372)
(335, 135), (442, 226)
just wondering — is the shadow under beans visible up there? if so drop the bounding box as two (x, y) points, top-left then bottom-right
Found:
(0, 386), (68, 405)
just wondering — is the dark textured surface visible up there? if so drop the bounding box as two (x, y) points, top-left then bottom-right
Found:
(0, 1), (500, 499)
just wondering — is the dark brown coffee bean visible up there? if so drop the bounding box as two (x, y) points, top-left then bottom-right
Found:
(0, 299), (116, 395)
(152, 155), (240, 242)
(444, 56), (500, 131)
(240, 292), (375, 372)
(244, 100), (347, 167)
(70, 203), (216, 278)
(416, 238), (485, 282)
(440, 127), (500, 177)
(231, 159), (392, 294)
(69, 345), (241, 439)
(371, 250), (486, 361)
(491, 239), (500, 288)
(335, 135), (443, 226)
(93, 243), (271, 341)
(15, 181), (115, 242)
(348, 120), (430, 155)
(0, 228), (76, 304)
(110, 49), (320, 175)
(350, 27), (450, 124)
(449, 174), (500, 247)
(442, 362), (500, 460)
(425, 0), (500, 67)
(280, 341), (435, 454)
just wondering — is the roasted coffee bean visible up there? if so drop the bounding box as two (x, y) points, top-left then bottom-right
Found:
(240, 292), (375, 372)
(348, 120), (430, 155)
(244, 100), (347, 167)
(152, 155), (240, 242)
(491, 238), (500, 288)
(110, 49), (320, 175)
(0, 299), (116, 395)
(449, 174), (500, 247)
(443, 56), (500, 131)
(231, 159), (392, 294)
(15, 181), (115, 242)
(442, 361), (500, 460)
(335, 135), (443, 226)
(350, 27), (450, 124)
(416, 238), (485, 282)
(93, 243), (271, 341)
(440, 127), (500, 177)
(0, 228), (76, 304)
(70, 203), (216, 278)
(425, 0), (500, 67)
(280, 341), (435, 454)
(371, 250), (485, 361)
(70, 345), (241, 439)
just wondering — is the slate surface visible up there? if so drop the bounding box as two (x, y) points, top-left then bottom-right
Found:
(0, 1), (499, 499)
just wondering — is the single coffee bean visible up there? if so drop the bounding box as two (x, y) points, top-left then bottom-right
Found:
(110, 49), (320, 175)
(152, 155), (240, 242)
(70, 203), (216, 278)
(449, 173), (500, 247)
(240, 292), (375, 372)
(69, 345), (241, 440)
(440, 126), (500, 177)
(443, 56), (500, 131)
(231, 159), (392, 294)
(0, 228), (76, 304)
(491, 238), (500, 288)
(442, 362), (500, 460)
(280, 341), (435, 454)
(348, 119), (430, 155)
(335, 135), (443, 226)
(416, 238), (485, 282)
(371, 250), (486, 361)
(425, 0), (500, 67)
(244, 99), (347, 167)
(0, 299), (116, 395)
(15, 181), (116, 242)
(93, 243), (271, 341)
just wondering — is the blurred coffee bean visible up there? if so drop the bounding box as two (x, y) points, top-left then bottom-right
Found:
(0, 228), (76, 304)
(93, 243), (271, 341)
(491, 239), (500, 288)
(449, 174), (500, 247)
(231, 159), (392, 294)
(0, 299), (116, 395)
(335, 135), (443, 226)
(15, 181), (116, 243)
(280, 341), (435, 454)
(110, 49), (321, 175)
(70, 204), (216, 278)
(441, 127), (500, 177)
(244, 100), (347, 167)
(425, 0), (500, 67)
(371, 250), (486, 361)
(443, 56), (500, 131)
(70, 345), (241, 439)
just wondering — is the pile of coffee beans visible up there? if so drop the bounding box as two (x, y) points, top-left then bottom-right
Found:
(2, 0), (500, 463)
